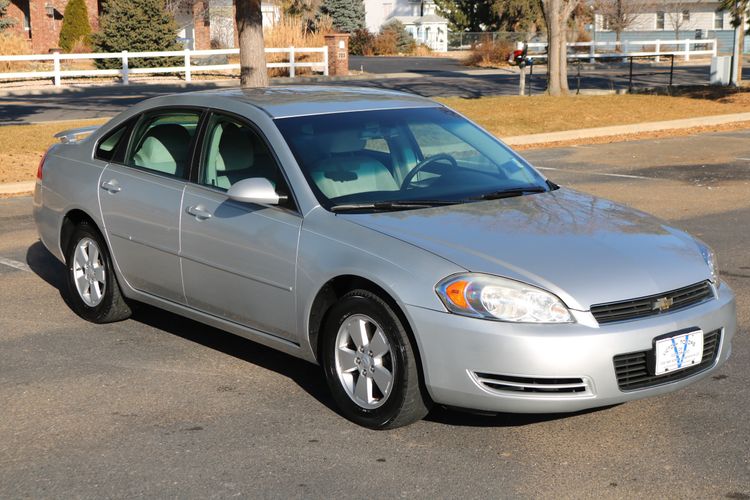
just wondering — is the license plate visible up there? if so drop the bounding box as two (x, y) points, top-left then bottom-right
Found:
(654, 330), (704, 376)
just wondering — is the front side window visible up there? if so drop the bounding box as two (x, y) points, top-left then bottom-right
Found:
(656, 11), (665, 29)
(275, 107), (548, 211)
(715, 10), (724, 29)
(127, 110), (201, 178)
(199, 113), (294, 206)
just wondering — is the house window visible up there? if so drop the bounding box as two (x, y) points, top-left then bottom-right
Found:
(11, 0), (31, 30)
(682, 9), (690, 22)
(656, 11), (665, 30)
(382, 2), (393, 18)
(715, 9), (724, 29)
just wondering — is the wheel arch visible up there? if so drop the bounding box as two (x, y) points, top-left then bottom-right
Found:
(307, 274), (430, 404)
(60, 209), (104, 258)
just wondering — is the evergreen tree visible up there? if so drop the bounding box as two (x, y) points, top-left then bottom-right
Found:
(320, 0), (365, 33)
(433, 0), (499, 32)
(59, 0), (92, 52)
(0, 0), (17, 32)
(92, 0), (181, 69)
(492, 0), (544, 34)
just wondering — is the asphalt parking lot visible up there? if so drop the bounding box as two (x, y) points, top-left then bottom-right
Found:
(0, 129), (748, 498)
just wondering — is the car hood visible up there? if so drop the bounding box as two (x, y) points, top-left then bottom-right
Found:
(339, 188), (710, 310)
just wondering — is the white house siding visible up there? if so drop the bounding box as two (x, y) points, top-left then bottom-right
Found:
(596, 2), (728, 33)
(364, 0), (448, 51)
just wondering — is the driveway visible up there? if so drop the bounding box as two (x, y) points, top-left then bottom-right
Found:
(0, 129), (748, 498)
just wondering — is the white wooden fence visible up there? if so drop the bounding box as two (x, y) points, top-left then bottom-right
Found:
(0, 47), (329, 86)
(525, 39), (718, 63)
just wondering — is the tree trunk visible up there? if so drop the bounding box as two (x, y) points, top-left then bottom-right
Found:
(235, 0), (268, 87)
(739, 14), (745, 85)
(559, 23), (569, 93)
(546, 0), (562, 95)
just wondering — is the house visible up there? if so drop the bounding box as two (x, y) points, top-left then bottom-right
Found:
(592, 0), (742, 53)
(3, 0), (279, 54)
(364, 0), (449, 52)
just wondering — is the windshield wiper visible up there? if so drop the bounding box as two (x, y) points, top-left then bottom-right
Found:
(470, 186), (548, 201)
(330, 200), (460, 213)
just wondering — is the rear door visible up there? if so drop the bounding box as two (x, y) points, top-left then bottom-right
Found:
(99, 109), (203, 303)
(179, 112), (301, 340)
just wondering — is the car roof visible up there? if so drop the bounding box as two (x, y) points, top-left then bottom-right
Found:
(140, 86), (442, 119)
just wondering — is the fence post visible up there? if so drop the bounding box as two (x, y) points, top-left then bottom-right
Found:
(712, 39), (717, 57)
(289, 46), (295, 78)
(52, 51), (61, 86)
(655, 40), (661, 63)
(684, 39), (690, 61)
(122, 50), (129, 85)
(589, 41), (595, 63)
(323, 46), (329, 76)
(184, 48), (191, 82)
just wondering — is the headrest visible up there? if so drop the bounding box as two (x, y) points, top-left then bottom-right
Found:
(218, 123), (254, 171)
(328, 128), (366, 154)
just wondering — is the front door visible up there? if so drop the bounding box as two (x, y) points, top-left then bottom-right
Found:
(180, 113), (301, 340)
(99, 109), (202, 303)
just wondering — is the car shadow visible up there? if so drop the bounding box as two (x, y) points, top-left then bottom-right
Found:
(26, 240), (612, 428)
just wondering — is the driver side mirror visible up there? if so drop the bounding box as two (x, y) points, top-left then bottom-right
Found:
(227, 177), (283, 205)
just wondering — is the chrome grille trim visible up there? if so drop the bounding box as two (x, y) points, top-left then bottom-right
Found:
(591, 281), (714, 325)
(473, 372), (589, 395)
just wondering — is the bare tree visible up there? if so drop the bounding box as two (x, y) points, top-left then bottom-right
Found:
(235, 0), (269, 87)
(541, 0), (580, 95)
(594, 0), (648, 44)
(660, 0), (701, 39)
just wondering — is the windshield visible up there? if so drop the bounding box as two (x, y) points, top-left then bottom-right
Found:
(275, 107), (550, 211)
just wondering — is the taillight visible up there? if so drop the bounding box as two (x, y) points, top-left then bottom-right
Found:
(37, 149), (50, 180)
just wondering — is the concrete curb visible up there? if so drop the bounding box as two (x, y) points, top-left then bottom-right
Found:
(0, 181), (35, 195)
(503, 112), (750, 146)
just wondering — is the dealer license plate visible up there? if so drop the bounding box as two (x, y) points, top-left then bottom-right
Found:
(654, 330), (704, 376)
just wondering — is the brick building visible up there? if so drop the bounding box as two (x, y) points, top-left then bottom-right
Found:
(2, 0), (279, 53)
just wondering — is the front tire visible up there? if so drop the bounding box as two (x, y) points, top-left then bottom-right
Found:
(321, 289), (430, 429)
(65, 222), (131, 323)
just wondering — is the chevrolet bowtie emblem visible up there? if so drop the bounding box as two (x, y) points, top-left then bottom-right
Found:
(653, 296), (674, 311)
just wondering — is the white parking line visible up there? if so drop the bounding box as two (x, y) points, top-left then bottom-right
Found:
(0, 256), (31, 272)
(535, 166), (651, 180)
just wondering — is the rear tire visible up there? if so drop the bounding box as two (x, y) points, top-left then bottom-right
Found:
(321, 289), (430, 429)
(65, 222), (131, 323)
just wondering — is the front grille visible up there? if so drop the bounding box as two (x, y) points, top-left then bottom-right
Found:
(591, 281), (714, 325)
(474, 372), (588, 394)
(613, 329), (721, 391)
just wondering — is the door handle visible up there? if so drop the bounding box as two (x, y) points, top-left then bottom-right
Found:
(186, 205), (212, 220)
(100, 180), (121, 193)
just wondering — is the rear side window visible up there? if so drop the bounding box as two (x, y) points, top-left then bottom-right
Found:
(127, 111), (202, 178)
(95, 123), (129, 162)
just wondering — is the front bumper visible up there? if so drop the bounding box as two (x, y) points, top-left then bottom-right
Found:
(406, 282), (736, 413)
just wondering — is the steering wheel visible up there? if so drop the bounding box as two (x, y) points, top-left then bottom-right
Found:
(401, 153), (458, 190)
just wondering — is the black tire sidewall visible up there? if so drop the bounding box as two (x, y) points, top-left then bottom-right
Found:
(65, 224), (119, 322)
(321, 292), (411, 429)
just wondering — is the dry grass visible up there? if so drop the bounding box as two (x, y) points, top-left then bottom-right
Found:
(0, 32), (34, 73)
(4, 89), (750, 185)
(438, 90), (750, 137)
(0, 118), (107, 183)
(263, 16), (332, 77)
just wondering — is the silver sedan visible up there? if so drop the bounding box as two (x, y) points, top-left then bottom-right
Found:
(33, 87), (736, 429)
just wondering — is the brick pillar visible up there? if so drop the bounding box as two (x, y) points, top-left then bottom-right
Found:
(193, 0), (211, 50)
(324, 33), (350, 77)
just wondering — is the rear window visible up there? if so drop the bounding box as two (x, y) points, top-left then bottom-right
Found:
(95, 121), (131, 163)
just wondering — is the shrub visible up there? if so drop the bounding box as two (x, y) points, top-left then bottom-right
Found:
(91, 0), (182, 69)
(464, 35), (514, 67)
(349, 28), (374, 55)
(378, 19), (415, 54)
(0, 0), (17, 32)
(59, 0), (92, 52)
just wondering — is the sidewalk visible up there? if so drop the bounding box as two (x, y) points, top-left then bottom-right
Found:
(3, 111), (750, 196)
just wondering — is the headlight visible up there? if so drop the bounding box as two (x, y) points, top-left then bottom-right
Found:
(436, 273), (573, 323)
(697, 241), (719, 285)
